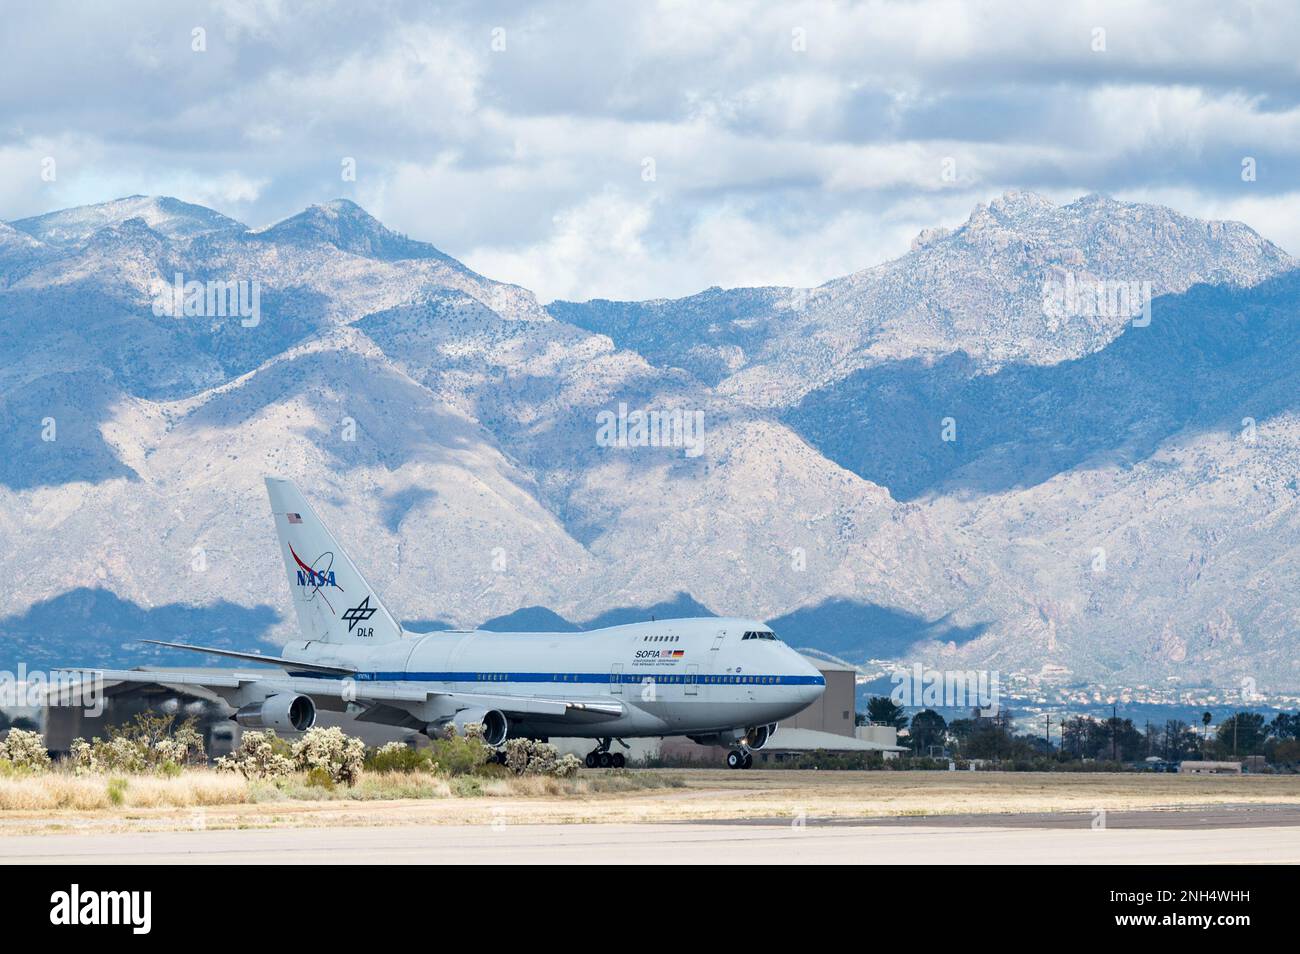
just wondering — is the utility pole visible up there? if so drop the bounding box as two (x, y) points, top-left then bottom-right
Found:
(1112, 704), (1118, 762)
(1044, 712), (1051, 750)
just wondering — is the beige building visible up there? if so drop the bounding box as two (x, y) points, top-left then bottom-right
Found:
(779, 657), (858, 736)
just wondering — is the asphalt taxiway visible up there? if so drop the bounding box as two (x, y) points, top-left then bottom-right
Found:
(6, 808), (1300, 864)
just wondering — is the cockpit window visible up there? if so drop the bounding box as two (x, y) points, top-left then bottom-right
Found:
(742, 630), (779, 641)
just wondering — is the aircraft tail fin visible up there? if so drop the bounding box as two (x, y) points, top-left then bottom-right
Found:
(264, 477), (403, 645)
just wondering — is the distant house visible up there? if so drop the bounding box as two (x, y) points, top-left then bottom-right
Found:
(1178, 760), (1242, 775)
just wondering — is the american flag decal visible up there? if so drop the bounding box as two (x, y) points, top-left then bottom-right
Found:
(287, 513), (302, 524)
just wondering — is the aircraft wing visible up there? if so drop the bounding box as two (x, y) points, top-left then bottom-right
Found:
(434, 690), (625, 719)
(49, 668), (625, 721)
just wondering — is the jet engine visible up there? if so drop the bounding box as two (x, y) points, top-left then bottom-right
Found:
(745, 723), (778, 750)
(234, 693), (316, 732)
(690, 724), (779, 750)
(448, 708), (509, 746)
(687, 728), (746, 747)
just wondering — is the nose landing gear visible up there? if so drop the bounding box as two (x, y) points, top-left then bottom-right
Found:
(726, 749), (754, 769)
(583, 737), (627, 769)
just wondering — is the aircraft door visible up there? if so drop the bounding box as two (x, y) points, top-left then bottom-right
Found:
(685, 663), (699, 696)
(610, 663), (624, 695)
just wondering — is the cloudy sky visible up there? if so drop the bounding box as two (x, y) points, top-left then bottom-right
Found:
(3, 0), (1298, 301)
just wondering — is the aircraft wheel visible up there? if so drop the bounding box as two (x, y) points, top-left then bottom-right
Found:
(612, 752), (626, 768)
(598, 751), (613, 768)
(742, 752), (753, 769)
(726, 750), (743, 769)
(585, 751), (598, 769)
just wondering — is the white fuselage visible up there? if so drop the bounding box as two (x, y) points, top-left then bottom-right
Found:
(282, 616), (826, 740)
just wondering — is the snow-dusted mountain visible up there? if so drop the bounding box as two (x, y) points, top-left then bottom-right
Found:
(2, 192), (1298, 691)
(551, 191), (1292, 405)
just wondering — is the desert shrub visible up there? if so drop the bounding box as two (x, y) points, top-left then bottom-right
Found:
(449, 775), (484, 797)
(554, 754), (582, 778)
(73, 713), (207, 775)
(94, 736), (148, 774)
(0, 728), (51, 772)
(501, 738), (582, 778)
(106, 777), (128, 806)
(215, 730), (294, 779)
(291, 726), (365, 787)
(304, 766), (336, 790)
(365, 741), (433, 773)
(153, 724), (205, 767)
(68, 738), (96, 774)
(503, 738), (532, 774)
(427, 724), (491, 777)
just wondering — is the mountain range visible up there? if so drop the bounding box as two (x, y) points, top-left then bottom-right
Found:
(2, 191), (1297, 691)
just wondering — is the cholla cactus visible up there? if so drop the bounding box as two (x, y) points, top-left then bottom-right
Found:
(501, 738), (574, 777)
(0, 728), (51, 771)
(503, 737), (533, 774)
(526, 742), (561, 776)
(96, 735), (147, 773)
(168, 724), (206, 766)
(68, 738), (97, 774)
(151, 733), (204, 769)
(83, 713), (209, 774)
(291, 726), (365, 786)
(214, 729), (294, 779)
(153, 737), (181, 765)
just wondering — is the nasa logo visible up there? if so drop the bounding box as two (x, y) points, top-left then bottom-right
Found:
(288, 543), (344, 615)
(290, 544), (340, 589)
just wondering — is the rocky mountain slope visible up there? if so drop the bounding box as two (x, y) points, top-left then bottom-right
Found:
(1, 192), (1296, 689)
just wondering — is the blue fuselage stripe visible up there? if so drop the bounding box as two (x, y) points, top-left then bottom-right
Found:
(288, 670), (825, 686)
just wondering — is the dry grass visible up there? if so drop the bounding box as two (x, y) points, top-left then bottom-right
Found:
(0, 771), (249, 811)
(0, 766), (675, 813)
(2, 768), (1298, 837)
(251, 771), (453, 802)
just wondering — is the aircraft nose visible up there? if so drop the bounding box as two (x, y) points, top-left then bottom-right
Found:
(790, 649), (826, 703)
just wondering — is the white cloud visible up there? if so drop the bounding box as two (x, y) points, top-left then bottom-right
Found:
(3, 0), (1300, 299)
(461, 187), (984, 302)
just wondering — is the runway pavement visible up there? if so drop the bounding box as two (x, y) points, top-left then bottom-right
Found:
(715, 802), (1300, 830)
(5, 815), (1300, 864)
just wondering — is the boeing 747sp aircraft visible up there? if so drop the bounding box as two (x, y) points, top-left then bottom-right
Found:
(60, 479), (825, 768)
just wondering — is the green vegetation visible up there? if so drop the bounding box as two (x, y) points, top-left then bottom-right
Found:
(861, 696), (907, 730)
(0, 728), (51, 772)
(878, 707), (1300, 771)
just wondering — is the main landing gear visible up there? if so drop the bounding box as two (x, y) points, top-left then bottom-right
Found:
(726, 749), (754, 770)
(584, 737), (627, 769)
